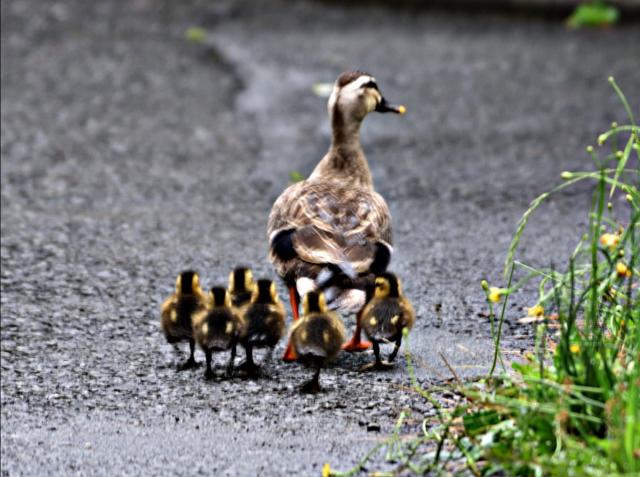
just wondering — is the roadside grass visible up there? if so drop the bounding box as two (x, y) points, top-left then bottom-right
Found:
(567, 1), (620, 29)
(327, 77), (639, 476)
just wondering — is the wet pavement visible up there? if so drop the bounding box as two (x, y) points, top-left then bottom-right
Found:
(1, 0), (639, 475)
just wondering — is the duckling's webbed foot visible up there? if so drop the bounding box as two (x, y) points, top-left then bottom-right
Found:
(177, 338), (200, 371)
(177, 357), (199, 371)
(225, 342), (237, 378)
(359, 341), (394, 372)
(300, 364), (322, 394)
(300, 379), (322, 394)
(238, 361), (263, 378)
(238, 345), (263, 378)
(358, 360), (394, 372)
(387, 338), (402, 363)
(204, 349), (215, 380)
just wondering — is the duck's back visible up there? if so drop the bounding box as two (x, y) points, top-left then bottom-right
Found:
(268, 180), (392, 275)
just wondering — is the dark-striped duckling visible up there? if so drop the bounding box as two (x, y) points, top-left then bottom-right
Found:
(360, 272), (415, 371)
(238, 279), (286, 377)
(228, 266), (256, 307)
(192, 287), (246, 380)
(160, 270), (207, 370)
(290, 291), (345, 393)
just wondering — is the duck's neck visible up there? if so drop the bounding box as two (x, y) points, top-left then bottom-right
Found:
(310, 111), (373, 188)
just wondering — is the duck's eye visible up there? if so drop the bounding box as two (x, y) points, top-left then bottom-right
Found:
(361, 81), (378, 90)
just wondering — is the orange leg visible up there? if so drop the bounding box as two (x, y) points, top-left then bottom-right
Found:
(342, 310), (372, 352)
(282, 286), (299, 362)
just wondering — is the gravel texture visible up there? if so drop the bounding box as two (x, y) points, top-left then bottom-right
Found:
(1, 0), (639, 475)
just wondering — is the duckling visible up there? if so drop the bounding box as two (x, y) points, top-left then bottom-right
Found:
(192, 287), (246, 380)
(267, 71), (405, 361)
(238, 279), (286, 377)
(360, 272), (415, 371)
(228, 266), (256, 307)
(290, 291), (346, 393)
(160, 270), (207, 370)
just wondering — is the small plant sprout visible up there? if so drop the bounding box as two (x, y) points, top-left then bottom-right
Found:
(185, 27), (207, 44)
(289, 171), (304, 183)
(567, 1), (620, 29)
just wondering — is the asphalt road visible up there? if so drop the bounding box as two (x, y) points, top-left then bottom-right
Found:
(1, 0), (639, 475)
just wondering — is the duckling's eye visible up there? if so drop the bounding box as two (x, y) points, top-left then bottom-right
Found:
(361, 81), (378, 90)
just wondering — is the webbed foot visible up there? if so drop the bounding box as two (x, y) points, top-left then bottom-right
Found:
(237, 361), (263, 379)
(342, 338), (372, 352)
(177, 358), (199, 371)
(282, 342), (297, 362)
(300, 379), (322, 394)
(359, 360), (395, 372)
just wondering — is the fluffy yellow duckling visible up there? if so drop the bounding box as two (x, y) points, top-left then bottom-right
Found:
(192, 287), (246, 380)
(290, 291), (345, 393)
(160, 270), (207, 370)
(360, 272), (415, 371)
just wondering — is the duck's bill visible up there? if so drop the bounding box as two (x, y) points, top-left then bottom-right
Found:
(375, 98), (406, 114)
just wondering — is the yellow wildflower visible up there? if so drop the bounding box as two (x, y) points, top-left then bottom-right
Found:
(570, 344), (580, 354)
(527, 304), (545, 317)
(322, 463), (332, 477)
(489, 287), (502, 303)
(616, 262), (632, 278)
(599, 233), (620, 249)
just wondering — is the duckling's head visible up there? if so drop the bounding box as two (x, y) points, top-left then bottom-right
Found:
(209, 286), (231, 308)
(252, 279), (279, 304)
(228, 267), (255, 295)
(374, 272), (402, 299)
(329, 71), (405, 125)
(302, 290), (328, 314)
(176, 270), (201, 295)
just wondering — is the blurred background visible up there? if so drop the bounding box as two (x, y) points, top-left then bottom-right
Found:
(1, 0), (639, 475)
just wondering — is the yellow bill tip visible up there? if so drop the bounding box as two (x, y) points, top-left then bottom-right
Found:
(398, 105), (407, 115)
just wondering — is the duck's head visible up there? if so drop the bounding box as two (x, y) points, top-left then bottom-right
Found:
(252, 279), (279, 305)
(228, 267), (255, 295)
(328, 71), (405, 124)
(176, 270), (201, 295)
(374, 272), (402, 299)
(209, 286), (231, 308)
(302, 290), (328, 314)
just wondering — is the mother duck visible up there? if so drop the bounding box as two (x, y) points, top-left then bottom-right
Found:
(267, 71), (405, 360)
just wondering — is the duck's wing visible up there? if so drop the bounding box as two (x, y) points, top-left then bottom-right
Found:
(267, 181), (392, 276)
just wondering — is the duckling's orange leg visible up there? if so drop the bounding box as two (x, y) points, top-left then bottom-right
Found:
(342, 310), (372, 352)
(282, 286), (299, 362)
